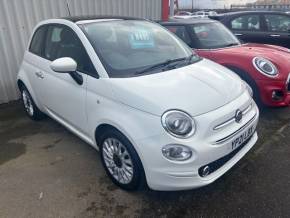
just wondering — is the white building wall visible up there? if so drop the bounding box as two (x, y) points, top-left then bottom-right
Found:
(0, 0), (162, 104)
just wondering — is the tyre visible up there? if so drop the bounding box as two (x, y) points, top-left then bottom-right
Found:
(20, 85), (45, 120)
(99, 128), (145, 191)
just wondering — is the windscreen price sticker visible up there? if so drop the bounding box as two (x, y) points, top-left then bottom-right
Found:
(129, 28), (155, 49)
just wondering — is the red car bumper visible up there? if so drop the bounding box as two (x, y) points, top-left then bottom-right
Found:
(256, 80), (290, 107)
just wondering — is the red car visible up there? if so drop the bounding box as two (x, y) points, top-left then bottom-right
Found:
(160, 19), (290, 107)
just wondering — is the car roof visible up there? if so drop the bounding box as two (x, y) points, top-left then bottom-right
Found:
(158, 18), (217, 25)
(61, 15), (144, 23)
(212, 10), (288, 17)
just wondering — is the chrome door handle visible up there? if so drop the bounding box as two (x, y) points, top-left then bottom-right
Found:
(35, 71), (44, 79)
(270, 34), (281, 37)
(234, 33), (243, 36)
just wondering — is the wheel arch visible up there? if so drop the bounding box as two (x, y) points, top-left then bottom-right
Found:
(225, 65), (258, 89)
(95, 123), (121, 147)
(94, 121), (140, 151)
(17, 71), (44, 111)
(93, 121), (148, 173)
(17, 79), (25, 90)
(95, 122), (147, 190)
(225, 64), (262, 104)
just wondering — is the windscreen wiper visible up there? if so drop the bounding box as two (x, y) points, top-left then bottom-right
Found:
(135, 57), (188, 75)
(225, 43), (240, 47)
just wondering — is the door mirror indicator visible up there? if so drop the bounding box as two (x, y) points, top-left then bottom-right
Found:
(50, 57), (77, 73)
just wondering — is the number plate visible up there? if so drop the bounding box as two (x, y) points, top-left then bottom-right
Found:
(231, 126), (254, 150)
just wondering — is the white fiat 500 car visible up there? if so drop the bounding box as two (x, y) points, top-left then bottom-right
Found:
(17, 16), (259, 191)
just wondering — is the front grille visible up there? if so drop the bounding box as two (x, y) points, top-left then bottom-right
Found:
(214, 114), (256, 144)
(198, 134), (254, 177)
(213, 103), (253, 131)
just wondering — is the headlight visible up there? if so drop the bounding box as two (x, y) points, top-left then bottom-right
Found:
(161, 110), (195, 138)
(162, 144), (192, 161)
(253, 57), (278, 77)
(243, 81), (253, 97)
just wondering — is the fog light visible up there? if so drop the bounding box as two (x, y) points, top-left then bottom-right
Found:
(162, 144), (192, 161)
(272, 90), (284, 101)
(201, 166), (211, 177)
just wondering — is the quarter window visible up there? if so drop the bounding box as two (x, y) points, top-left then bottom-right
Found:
(231, 15), (261, 30)
(44, 25), (96, 74)
(265, 14), (290, 32)
(29, 26), (47, 56)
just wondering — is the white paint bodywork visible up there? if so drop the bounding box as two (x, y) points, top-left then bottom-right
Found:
(17, 19), (259, 191)
(50, 57), (77, 73)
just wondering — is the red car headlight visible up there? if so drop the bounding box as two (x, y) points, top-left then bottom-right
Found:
(253, 57), (278, 77)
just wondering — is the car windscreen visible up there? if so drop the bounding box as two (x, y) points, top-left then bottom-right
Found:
(190, 22), (241, 49)
(80, 20), (200, 78)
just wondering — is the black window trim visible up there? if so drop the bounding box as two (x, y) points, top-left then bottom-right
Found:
(29, 23), (99, 79)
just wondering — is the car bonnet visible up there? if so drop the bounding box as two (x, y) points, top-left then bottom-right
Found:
(108, 59), (245, 117)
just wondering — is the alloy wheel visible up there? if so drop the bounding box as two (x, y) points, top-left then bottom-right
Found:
(22, 90), (34, 116)
(102, 138), (134, 184)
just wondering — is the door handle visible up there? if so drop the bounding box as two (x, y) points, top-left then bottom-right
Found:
(270, 34), (281, 37)
(234, 33), (243, 36)
(35, 71), (44, 79)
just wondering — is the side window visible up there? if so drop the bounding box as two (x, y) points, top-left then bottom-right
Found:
(44, 25), (96, 74)
(166, 26), (191, 46)
(231, 15), (261, 31)
(29, 26), (47, 56)
(265, 14), (290, 32)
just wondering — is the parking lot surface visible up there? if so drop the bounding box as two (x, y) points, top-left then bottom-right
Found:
(0, 101), (290, 218)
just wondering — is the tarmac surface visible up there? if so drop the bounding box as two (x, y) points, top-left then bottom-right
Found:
(0, 101), (290, 217)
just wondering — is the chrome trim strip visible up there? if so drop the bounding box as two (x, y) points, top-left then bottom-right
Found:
(213, 117), (235, 131)
(286, 73), (290, 92)
(242, 102), (252, 115)
(214, 113), (257, 145)
(213, 103), (252, 130)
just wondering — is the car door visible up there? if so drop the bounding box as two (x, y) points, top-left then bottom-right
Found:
(228, 14), (267, 43)
(39, 24), (97, 136)
(263, 14), (290, 48)
(24, 25), (48, 105)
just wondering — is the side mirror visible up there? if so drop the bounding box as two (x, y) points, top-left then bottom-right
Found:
(50, 57), (77, 73)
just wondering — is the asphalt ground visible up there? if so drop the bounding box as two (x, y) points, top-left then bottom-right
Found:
(0, 101), (290, 217)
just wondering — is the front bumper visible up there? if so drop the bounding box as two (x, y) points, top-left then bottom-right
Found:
(136, 92), (259, 191)
(141, 133), (257, 191)
(256, 79), (290, 107)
